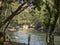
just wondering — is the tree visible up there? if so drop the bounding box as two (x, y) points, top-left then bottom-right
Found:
(0, 0), (28, 44)
(43, 0), (60, 45)
(32, 0), (60, 45)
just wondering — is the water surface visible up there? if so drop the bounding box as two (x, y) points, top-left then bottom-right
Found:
(7, 30), (60, 45)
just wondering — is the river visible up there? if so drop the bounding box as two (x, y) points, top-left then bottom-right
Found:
(7, 29), (60, 45)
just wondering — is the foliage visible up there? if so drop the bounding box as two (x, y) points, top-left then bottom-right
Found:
(33, 0), (44, 10)
(0, 0), (60, 45)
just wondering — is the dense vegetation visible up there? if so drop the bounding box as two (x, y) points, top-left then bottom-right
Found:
(0, 0), (60, 45)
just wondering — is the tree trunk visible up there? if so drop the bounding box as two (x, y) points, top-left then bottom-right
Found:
(0, 32), (4, 45)
(46, 33), (54, 45)
(49, 34), (54, 45)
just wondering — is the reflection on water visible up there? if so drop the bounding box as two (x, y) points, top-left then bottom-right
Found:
(7, 30), (60, 45)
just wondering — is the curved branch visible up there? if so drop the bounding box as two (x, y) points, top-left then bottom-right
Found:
(3, 21), (10, 42)
(0, 3), (26, 28)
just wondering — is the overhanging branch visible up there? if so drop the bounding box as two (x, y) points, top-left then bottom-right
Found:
(0, 3), (26, 28)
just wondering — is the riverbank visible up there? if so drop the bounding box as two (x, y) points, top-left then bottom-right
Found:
(4, 41), (27, 45)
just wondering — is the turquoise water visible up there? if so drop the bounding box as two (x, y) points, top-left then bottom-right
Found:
(7, 30), (60, 45)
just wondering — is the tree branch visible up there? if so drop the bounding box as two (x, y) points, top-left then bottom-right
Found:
(0, 3), (26, 28)
(49, 4), (60, 34)
(45, 0), (52, 31)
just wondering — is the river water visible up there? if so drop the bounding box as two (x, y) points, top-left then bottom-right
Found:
(7, 29), (60, 45)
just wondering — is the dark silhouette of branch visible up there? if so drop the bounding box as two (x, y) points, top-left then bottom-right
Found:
(0, 3), (27, 28)
(45, 0), (52, 31)
(49, 4), (60, 34)
(3, 5), (28, 42)
(3, 21), (10, 42)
